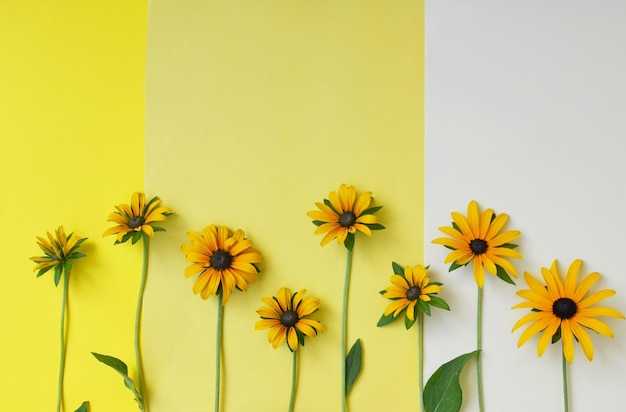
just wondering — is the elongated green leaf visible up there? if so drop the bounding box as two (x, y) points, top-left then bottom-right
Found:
(54, 265), (63, 286)
(74, 401), (89, 412)
(361, 205), (383, 215)
(495, 264), (516, 285)
(418, 300), (431, 317)
(344, 233), (355, 251)
(424, 351), (478, 412)
(428, 296), (451, 311)
(500, 243), (518, 249)
(92, 352), (144, 409)
(36, 265), (55, 278)
(377, 313), (396, 327)
(345, 339), (362, 395)
(311, 220), (324, 227)
(131, 231), (142, 244)
(323, 198), (339, 214)
(391, 261), (404, 276)
(448, 261), (466, 272)
(364, 223), (385, 231)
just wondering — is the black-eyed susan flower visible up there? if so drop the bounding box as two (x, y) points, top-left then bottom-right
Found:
(512, 259), (624, 363)
(307, 183), (384, 250)
(31, 226), (87, 286)
(181, 225), (262, 304)
(379, 263), (449, 329)
(256, 287), (324, 351)
(103, 191), (172, 244)
(432, 200), (521, 288)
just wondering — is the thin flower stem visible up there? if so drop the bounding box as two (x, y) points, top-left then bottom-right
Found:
(417, 310), (424, 412)
(289, 349), (298, 412)
(215, 293), (224, 412)
(476, 286), (485, 412)
(562, 349), (569, 412)
(56, 269), (70, 412)
(341, 247), (354, 412)
(135, 234), (150, 412)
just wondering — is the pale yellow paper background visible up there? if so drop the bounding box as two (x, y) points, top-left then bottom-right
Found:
(144, 1), (425, 411)
(1, 1), (147, 411)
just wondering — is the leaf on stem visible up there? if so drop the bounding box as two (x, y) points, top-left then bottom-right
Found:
(423, 350), (478, 412)
(345, 338), (362, 395)
(92, 352), (144, 410)
(74, 401), (89, 412)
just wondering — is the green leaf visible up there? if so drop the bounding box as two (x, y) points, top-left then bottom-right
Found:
(364, 223), (385, 231)
(54, 265), (63, 286)
(451, 221), (461, 232)
(377, 313), (396, 327)
(323, 198), (339, 214)
(36, 265), (55, 278)
(344, 233), (355, 251)
(428, 296), (451, 311)
(311, 220), (324, 227)
(391, 261), (404, 276)
(67, 252), (86, 259)
(500, 243), (518, 249)
(131, 231), (143, 245)
(495, 265), (516, 285)
(405, 312), (416, 329)
(70, 237), (88, 252)
(74, 401), (89, 412)
(448, 261), (466, 272)
(92, 353), (144, 409)
(424, 350), (479, 412)
(551, 326), (562, 344)
(361, 205), (383, 215)
(152, 226), (166, 232)
(418, 300), (431, 317)
(345, 339), (362, 395)
(63, 260), (72, 273)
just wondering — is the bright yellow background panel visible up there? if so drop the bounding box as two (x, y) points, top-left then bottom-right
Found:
(1, 1), (146, 411)
(145, 1), (424, 411)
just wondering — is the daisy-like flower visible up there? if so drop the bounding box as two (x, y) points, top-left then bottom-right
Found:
(307, 183), (384, 250)
(31, 226), (87, 286)
(103, 191), (172, 244)
(256, 287), (324, 351)
(432, 200), (522, 288)
(181, 225), (262, 304)
(512, 259), (624, 363)
(380, 264), (449, 328)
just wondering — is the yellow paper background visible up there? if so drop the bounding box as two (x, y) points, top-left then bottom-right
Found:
(144, 1), (425, 411)
(1, 1), (147, 411)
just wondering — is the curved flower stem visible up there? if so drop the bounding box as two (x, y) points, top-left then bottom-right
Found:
(417, 310), (424, 412)
(135, 234), (150, 411)
(562, 350), (569, 412)
(215, 293), (224, 412)
(289, 349), (298, 412)
(341, 247), (354, 412)
(476, 286), (485, 412)
(57, 269), (70, 412)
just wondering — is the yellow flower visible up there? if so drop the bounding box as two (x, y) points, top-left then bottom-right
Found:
(181, 225), (262, 304)
(31, 226), (87, 286)
(512, 259), (624, 363)
(307, 183), (384, 250)
(379, 263), (449, 328)
(255, 287), (324, 351)
(432, 200), (521, 288)
(103, 192), (172, 244)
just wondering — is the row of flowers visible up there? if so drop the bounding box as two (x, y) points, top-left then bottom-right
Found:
(31, 186), (623, 412)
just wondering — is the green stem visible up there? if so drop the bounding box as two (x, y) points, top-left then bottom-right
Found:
(289, 349), (298, 412)
(215, 293), (224, 412)
(562, 349), (569, 412)
(57, 269), (70, 412)
(341, 247), (354, 412)
(135, 234), (150, 412)
(476, 286), (484, 412)
(417, 310), (424, 412)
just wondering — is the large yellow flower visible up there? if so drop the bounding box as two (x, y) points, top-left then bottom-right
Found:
(255, 287), (324, 351)
(181, 225), (262, 304)
(512, 259), (624, 363)
(307, 183), (384, 249)
(432, 200), (521, 288)
(31, 226), (87, 286)
(380, 264), (448, 328)
(103, 192), (172, 244)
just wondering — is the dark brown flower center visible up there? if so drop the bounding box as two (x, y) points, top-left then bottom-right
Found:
(552, 298), (577, 319)
(406, 286), (420, 301)
(280, 310), (299, 327)
(469, 239), (488, 255)
(128, 216), (145, 229)
(339, 212), (357, 228)
(211, 250), (233, 270)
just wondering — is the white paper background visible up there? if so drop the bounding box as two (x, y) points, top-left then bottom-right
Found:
(425, 1), (626, 411)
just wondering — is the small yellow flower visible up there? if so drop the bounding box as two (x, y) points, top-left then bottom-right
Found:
(103, 192), (172, 244)
(307, 183), (384, 249)
(181, 225), (262, 304)
(512, 259), (624, 363)
(432, 200), (521, 288)
(256, 287), (324, 351)
(31, 226), (87, 286)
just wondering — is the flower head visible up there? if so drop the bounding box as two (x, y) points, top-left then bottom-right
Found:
(31, 226), (87, 286)
(181, 225), (262, 305)
(103, 192), (172, 244)
(432, 200), (521, 288)
(255, 287), (324, 351)
(307, 183), (384, 250)
(512, 259), (624, 363)
(379, 263), (449, 329)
